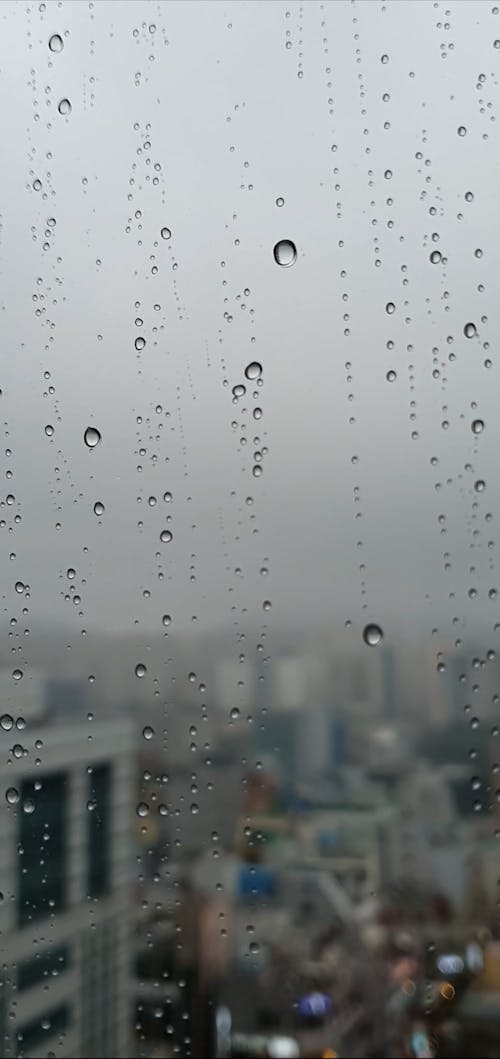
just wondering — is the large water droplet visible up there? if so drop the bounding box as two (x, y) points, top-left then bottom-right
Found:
(84, 426), (101, 449)
(161, 227), (171, 240)
(48, 33), (63, 53)
(0, 714), (13, 731)
(363, 623), (383, 646)
(135, 336), (146, 351)
(160, 529), (173, 543)
(44, 424), (54, 437)
(136, 802), (149, 817)
(93, 501), (105, 516)
(471, 419), (484, 434)
(273, 239), (297, 267)
(58, 98), (72, 116)
(142, 725), (154, 740)
(244, 361), (262, 381)
(12, 669), (23, 681)
(386, 369), (397, 382)
(430, 250), (442, 264)
(23, 798), (35, 815)
(464, 322), (477, 338)
(385, 302), (395, 315)
(135, 663), (147, 678)
(5, 787), (19, 805)
(162, 614), (171, 626)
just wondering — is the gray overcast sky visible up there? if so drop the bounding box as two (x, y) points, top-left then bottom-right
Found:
(1, 0), (500, 649)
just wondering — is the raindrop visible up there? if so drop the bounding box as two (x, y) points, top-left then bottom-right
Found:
(135, 336), (146, 351)
(232, 384), (246, 398)
(162, 614), (172, 626)
(48, 33), (63, 52)
(386, 370), (397, 382)
(457, 125), (467, 136)
(430, 250), (442, 264)
(158, 804), (168, 816)
(12, 669), (23, 681)
(160, 529), (173, 543)
(5, 787), (19, 805)
(58, 98), (72, 116)
(276, 197), (284, 207)
(363, 623), (383, 646)
(67, 568), (75, 580)
(136, 802), (149, 817)
(15, 582), (25, 594)
(44, 424), (54, 437)
(93, 501), (105, 516)
(23, 799), (35, 815)
(161, 227), (172, 240)
(273, 239), (297, 267)
(244, 361), (262, 381)
(230, 707), (240, 720)
(0, 714), (13, 731)
(135, 663), (147, 678)
(474, 480), (486, 492)
(190, 803), (199, 815)
(385, 302), (395, 314)
(464, 322), (477, 338)
(471, 419), (484, 434)
(262, 599), (272, 612)
(84, 426), (101, 449)
(142, 725), (154, 740)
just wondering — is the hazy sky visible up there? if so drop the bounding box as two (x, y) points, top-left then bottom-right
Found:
(1, 0), (500, 655)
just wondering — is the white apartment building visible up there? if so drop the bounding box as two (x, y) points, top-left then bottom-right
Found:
(0, 714), (135, 1059)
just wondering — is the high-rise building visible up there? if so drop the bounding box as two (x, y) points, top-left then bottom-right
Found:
(0, 715), (135, 1059)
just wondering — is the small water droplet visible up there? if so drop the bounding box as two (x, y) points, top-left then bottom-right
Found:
(15, 581), (24, 594)
(136, 802), (149, 817)
(158, 803), (168, 816)
(273, 239), (297, 267)
(430, 250), (442, 264)
(5, 787), (19, 805)
(262, 599), (272, 612)
(135, 336), (146, 352)
(160, 529), (173, 543)
(162, 614), (172, 626)
(457, 125), (467, 137)
(58, 98), (72, 116)
(244, 361), (262, 381)
(44, 424), (54, 437)
(474, 479), (486, 492)
(275, 197), (284, 207)
(135, 663), (147, 678)
(161, 227), (172, 240)
(93, 501), (105, 516)
(471, 419), (484, 434)
(0, 714), (13, 731)
(23, 798), (35, 814)
(464, 322), (477, 338)
(142, 725), (154, 740)
(12, 669), (23, 681)
(386, 369), (397, 382)
(385, 302), (395, 315)
(363, 623), (383, 646)
(190, 802), (199, 815)
(84, 426), (101, 449)
(48, 33), (63, 53)
(230, 706), (240, 720)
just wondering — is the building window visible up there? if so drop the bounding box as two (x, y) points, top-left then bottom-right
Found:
(87, 763), (112, 898)
(17, 944), (70, 992)
(18, 772), (67, 926)
(16, 1003), (69, 1057)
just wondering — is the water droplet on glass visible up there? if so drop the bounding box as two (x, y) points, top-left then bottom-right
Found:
(0, 714), (13, 731)
(457, 125), (467, 137)
(230, 707), (240, 720)
(93, 501), (105, 516)
(135, 336), (146, 352)
(262, 599), (272, 612)
(386, 370), (397, 382)
(474, 480), (486, 492)
(44, 424), (54, 437)
(15, 581), (24, 594)
(162, 614), (171, 626)
(5, 787), (19, 805)
(160, 529), (173, 543)
(12, 669), (23, 681)
(430, 250), (442, 264)
(244, 361), (262, 381)
(58, 98), (72, 116)
(385, 302), (395, 315)
(161, 227), (172, 240)
(363, 623), (383, 646)
(273, 239), (297, 267)
(84, 426), (101, 449)
(135, 663), (147, 678)
(23, 798), (35, 815)
(276, 197), (284, 207)
(142, 725), (154, 740)
(464, 322), (477, 338)
(48, 33), (63, 52)
(136, 802), (149, 817)
(190, 803), (199, 815)
(471, 419), (484, 434)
